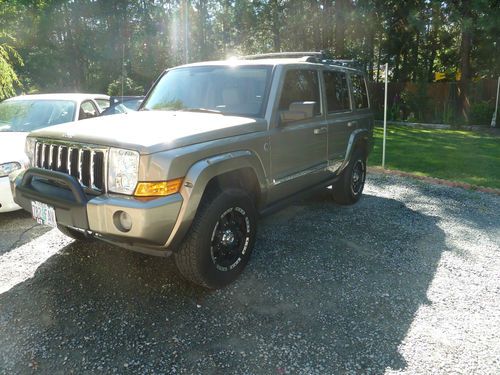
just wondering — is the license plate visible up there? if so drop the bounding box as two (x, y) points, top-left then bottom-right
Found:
(31, 201), (57, 227)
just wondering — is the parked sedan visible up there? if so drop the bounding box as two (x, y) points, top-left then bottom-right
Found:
(0, 93), (109, 212)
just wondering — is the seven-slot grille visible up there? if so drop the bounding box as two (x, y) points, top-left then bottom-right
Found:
(34, 141), (107, 193)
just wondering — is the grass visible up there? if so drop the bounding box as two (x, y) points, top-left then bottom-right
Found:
(368, 125), (500, 189)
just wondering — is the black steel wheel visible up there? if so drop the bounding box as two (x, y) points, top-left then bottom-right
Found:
(210, 207), (252, 272)
(350, 158), (366, 197)
(174, 188), (257, 289)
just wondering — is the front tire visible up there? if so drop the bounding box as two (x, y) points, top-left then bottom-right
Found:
(332, 148), (367, 205)
(174, 188), (257, 289)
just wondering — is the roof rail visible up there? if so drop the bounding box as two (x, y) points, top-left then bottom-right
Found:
(240, 52), (323, 60)
(238, 51), (363, 70)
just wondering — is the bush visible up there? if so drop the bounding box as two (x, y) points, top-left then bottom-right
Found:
(469, 101), (495, 126)
(401, 82), (429, 122)
(107, 77), (144, 96)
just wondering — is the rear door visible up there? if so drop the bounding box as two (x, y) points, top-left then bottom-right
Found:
(349, 73), (372, 132)
(323, 69), (356, 172)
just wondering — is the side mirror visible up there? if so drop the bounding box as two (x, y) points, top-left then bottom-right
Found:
(280, 101), (316, 125)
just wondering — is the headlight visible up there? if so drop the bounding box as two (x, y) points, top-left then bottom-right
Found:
(25, 137), (36, 165)
(0, 162), (22, 178)
(108, 148), (140, 195)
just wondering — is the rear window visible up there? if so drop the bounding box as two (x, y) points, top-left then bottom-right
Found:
(324, 70), (350, 112)
(351, 74), (369, 109)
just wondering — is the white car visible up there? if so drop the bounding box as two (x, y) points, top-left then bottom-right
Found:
(0, 93), (109, 212)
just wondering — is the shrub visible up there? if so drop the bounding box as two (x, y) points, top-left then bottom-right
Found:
(469, 101), (495, 126)
(107, 77), (144, 96)
(401, 82), (429, 122)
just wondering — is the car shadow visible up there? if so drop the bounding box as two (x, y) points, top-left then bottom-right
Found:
(0, 210), (51, 255)
(0, 191), (447, 374)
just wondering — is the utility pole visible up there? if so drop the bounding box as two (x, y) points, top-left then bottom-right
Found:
(382, 63), (388, 169)
(491, 76), (499, 128)
(184, 0), (189, 64)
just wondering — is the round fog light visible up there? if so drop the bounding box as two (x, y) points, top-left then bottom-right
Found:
(114, 210), (132, 232)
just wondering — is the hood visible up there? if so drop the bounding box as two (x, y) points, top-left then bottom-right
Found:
(30, 111), (267, 154)
(0, 132), (28, 165)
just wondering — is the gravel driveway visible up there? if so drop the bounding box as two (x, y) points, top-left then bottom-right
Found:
(0, 173), (499, 374)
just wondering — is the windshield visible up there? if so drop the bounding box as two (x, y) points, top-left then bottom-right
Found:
(143, 66), (272, 117)
(0, 99), (76, 132)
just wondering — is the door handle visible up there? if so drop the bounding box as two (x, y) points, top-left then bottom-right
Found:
(347, 121), (358, 128)
(313, 127), (327, 135)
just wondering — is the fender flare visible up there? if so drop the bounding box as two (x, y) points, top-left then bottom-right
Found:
(339, 129), (372, 173)
(165, 150), (267, 248)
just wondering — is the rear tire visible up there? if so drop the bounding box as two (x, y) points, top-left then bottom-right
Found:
(332, 148), (367, 205)
(174, 188), (257, 289)
(58, 225), (93, 241)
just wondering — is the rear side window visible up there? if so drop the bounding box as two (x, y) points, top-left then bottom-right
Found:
(324, 70), (350, 112)
(279, 69), (321, 116)
(351, 74), (369, 109)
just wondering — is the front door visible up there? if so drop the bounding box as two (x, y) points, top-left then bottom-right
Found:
(269, 68), (328, 201)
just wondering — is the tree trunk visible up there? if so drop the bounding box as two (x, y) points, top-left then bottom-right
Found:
(335, 0), (347, 58)
(458, 0), (473, 123)
(458, 29), (472, 122)
(271, 0), (281, 51)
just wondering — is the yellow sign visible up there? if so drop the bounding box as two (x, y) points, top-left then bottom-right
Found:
(435, 72), (446, 81)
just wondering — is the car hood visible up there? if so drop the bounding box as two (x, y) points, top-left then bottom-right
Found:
(0, 132), (28, 165)
(30, 111), (267, 154)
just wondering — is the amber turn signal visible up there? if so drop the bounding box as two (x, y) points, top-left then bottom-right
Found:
(134, 178), (183, 197)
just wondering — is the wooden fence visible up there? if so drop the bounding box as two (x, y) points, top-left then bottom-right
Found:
(368, 79), (498, 125)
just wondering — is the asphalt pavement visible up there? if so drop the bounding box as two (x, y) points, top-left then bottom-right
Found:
(0, 173), (499, 374)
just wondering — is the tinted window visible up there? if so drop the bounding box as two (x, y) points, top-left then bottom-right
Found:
(351, 74), (369, 109)
(324, 70), (350, 112)
(279, 69), (321, 115)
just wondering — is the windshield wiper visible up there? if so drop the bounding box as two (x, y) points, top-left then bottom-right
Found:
(178, 108), (223, 114)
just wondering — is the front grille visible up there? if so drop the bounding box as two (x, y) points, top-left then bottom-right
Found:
(34, 141), (107, 193)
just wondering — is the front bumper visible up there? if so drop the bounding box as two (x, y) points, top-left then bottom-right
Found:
(1, 175), (21, 213)
(13, 168), (183, 250)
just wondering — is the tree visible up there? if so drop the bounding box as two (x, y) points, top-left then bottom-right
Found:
(0, 34), (22, 99)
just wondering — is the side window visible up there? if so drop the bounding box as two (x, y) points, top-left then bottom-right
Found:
(324, 70), (350, 112)
(95, 99), (110, 111)
(351, 74), (369, 109)
(79, 101), (98, 120)
(278, 69), (321, 116)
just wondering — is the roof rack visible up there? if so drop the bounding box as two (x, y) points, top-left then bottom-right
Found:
(238, 51), (363, 70)
(240, 51), (324, 60)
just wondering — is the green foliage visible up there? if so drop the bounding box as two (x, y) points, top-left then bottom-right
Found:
(369, 125), (500, 189)
(0, 34), (23, 99)
(0, 0), (498, 105)
(401, 82), (430, 122)
(469, 101), (495, 125)
(107, 77), (144, 97)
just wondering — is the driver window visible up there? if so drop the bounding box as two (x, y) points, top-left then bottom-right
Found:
(79, 101), (98, 120)
(278, 69), (321, 116)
